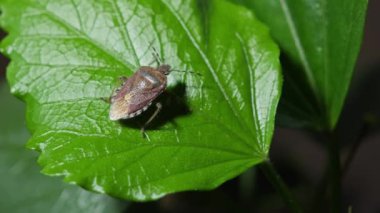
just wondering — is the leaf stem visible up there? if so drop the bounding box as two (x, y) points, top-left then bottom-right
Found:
(259, 159), (303, 213)
(239, 167), (256, 204)
(342, 121), (369, 177)
(326, 131), (341, 213)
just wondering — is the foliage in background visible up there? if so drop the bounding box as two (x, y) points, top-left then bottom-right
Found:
(235, 0), (368, 130)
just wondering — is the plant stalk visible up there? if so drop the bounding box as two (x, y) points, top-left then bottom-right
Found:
(239, 167), (256, 203)
(326, 131), (341, 213)
(342, 122), (369, 177)
(259, 159), (303, 213)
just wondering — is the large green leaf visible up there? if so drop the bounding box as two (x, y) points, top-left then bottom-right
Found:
(0, 0), (281, 200)
(236, 0), (368, 130)
(0, 83), (125, 212)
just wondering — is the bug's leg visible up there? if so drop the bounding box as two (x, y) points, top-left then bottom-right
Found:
(100, 96), (111, 103)
(100, 90), (116, 103)
(141, 102), (162, 137)
(119, 76), (128, 81)
(118, 76), (128, 85)
(100, 84), (120, 104)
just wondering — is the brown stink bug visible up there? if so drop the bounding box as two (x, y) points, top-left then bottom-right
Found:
(109, 48), (200, 136)
(108, 47), (190, 137)
(109, 64), (171, 135)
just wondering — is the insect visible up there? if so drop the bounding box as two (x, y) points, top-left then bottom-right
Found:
(108, 46), (184, 136)
(109, 63), (171, 136)
(109, 48), (200, 136)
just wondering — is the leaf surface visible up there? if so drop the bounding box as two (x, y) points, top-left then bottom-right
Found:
(0, 0), (281, 200)
(237, 0), (368, 129)
(0, 83), (124, 213)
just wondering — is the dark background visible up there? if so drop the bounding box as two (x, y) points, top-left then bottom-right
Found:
(0, 1), (379, 212)
(271, 1), (380, 212)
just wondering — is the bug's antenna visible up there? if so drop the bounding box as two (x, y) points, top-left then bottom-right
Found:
(150, 46), (201, 76)
(152, 47), (163, 65)
(170, 69), (202, 76)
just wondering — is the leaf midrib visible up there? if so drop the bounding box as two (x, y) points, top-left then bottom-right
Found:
(279, 0), (318, 98)
(236, 33), (264, 145)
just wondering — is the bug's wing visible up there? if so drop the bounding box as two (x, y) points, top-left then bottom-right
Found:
(109, 83), (165, 120)
(126, 85), (165, 113)
(109, 91), (134, 120)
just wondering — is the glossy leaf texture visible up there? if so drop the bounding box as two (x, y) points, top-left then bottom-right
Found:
(236, 0), (368, 129)
(0, 83), (125, 213)
(0, 0), (281, 200)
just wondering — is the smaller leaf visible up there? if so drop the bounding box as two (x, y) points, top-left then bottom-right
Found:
(238, 0), (368, 130)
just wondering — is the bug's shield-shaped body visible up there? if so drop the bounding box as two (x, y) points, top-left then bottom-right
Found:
(109, 66), (167, 120)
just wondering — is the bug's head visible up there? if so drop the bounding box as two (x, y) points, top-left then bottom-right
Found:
(158, 64), (171, 75)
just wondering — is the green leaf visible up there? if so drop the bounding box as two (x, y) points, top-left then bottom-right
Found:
(0, 0), (281, 200)
(237, 0), (368, 130)
(0, 83), (125, 213)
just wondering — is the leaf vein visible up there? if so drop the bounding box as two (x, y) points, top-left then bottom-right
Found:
(44, 142), (251, 163)
(126, 158), (253, 189)
(109, 0), (140, 67)
(279, 0), (318, 97)
(236, 33), (263, 144)
(26, 9), (134, 70)
(159, 0), (249, 133)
